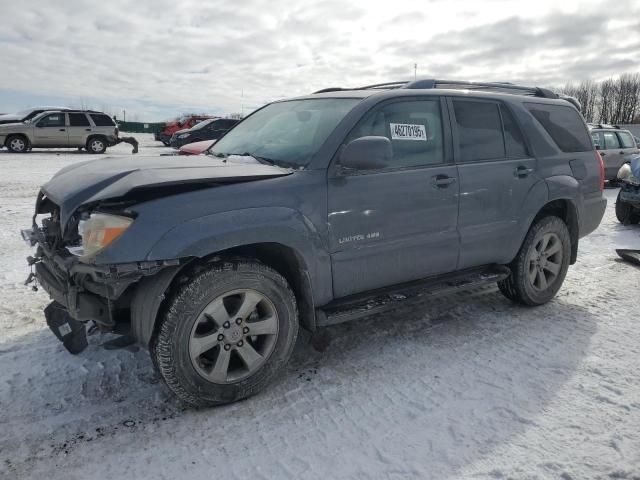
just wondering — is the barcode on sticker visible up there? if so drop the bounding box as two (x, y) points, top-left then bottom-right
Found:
(390, 123), (427, 141)
(58, 323), (72, 336)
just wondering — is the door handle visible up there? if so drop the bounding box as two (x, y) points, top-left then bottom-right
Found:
(514, 166), (534, 178)
(59, 129), (66, 132)
(85, 128), (92, 132)
(620, 151), (625, 155)
(432, 174), (457, 187)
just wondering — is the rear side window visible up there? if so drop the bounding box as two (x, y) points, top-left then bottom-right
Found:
(453, 100), (505, 162)
(603, 132), (620, 149)
(617, 131), (635, 148)
(69, 113), (90, 127)
(345, 99), (445, 168)
(90, 114), (115, 126)
(525, 103), (592, 152)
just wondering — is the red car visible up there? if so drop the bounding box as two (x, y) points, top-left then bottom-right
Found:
(178, 139), (216, 155)
(155, 115), (215, 146)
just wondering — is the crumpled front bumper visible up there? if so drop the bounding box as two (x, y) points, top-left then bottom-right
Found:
(23, 222), (180, 328)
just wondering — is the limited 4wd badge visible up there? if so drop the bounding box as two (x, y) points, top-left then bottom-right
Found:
(390, 123), (427, 141)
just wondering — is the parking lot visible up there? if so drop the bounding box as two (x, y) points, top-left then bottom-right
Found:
(1, 135), (639, 479)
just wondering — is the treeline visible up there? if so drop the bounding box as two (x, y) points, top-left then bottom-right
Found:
(558, 73), (640, 124)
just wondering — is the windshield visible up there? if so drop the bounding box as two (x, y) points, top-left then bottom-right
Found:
(209, 98), (360, 167)
(192, 118), (215, 130)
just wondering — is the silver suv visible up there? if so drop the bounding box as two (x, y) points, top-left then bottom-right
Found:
(0, 110), (118, 154)
(589, 124), (640, 180)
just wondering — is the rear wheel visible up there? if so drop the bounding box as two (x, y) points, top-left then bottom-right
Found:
(152, 260), (299, 407)
(87, 137), (107, 154)
(6, 135), (29, 153)
(498, 216), (571, 306)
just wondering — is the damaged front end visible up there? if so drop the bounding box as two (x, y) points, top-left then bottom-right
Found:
(23, 191), (182, 354)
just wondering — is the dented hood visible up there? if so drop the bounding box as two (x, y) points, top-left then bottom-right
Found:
(41, 154), (292, 227)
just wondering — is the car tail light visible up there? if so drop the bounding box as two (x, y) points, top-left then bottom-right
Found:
(596, 150), (604, 191)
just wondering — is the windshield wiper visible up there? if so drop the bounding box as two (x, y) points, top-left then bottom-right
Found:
(227, 152), (278, 166)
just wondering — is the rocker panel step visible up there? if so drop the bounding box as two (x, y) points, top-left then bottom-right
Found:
(317, 265), (510, 327)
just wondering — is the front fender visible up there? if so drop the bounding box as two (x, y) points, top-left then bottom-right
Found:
(146, 206), (332, 304)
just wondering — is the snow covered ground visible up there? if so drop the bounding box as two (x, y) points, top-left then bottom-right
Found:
(1, 134), (639, 479)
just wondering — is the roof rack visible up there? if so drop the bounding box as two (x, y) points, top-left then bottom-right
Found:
(588, 123), (619, 130)
(312, 78), (580, 108)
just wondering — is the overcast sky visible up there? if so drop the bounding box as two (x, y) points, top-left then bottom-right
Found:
(1, 0), (639, 121)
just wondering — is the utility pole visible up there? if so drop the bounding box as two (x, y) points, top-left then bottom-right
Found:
(241, 88), (244, 117)
(123, 109), (126, 122)
(414, 63), (417, 80)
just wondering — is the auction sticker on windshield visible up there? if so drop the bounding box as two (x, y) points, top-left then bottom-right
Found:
(390, 123), (427, 141)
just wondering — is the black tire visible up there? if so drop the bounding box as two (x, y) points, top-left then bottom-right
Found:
(498, 216), (571, 306)
(615, 191), (639, 224)
(86, 136), (107, 154)
(6, 135), (30, 153)
(152, 259), (299, 407)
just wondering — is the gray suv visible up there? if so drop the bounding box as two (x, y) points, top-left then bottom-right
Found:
(23, 79), (606, 407)
(0, 110), (118, 154)
(589, 124), (640, 180)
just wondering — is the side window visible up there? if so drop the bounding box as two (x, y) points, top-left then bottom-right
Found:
(344, 100), (444, 168)
(591, 131), (603, 149)
(603, 132), (621, 149)
(37, 114), (65, 128)
(617, 131), (635, 148)
(69, 113), (90, 127)
(453, 100), (505, 162)
(222, 120), (237, 129)
(525, 103), (592, 152)
(500, 106), (528, 157)
(89, 114), (115, 126)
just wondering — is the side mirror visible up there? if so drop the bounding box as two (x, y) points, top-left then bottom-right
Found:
(36, 123), (44, 128)
(339, 136), (392, 171)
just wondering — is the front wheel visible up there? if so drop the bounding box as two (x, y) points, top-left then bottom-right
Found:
(6, 135), (29, 153)
(498, 216), (571, 306)
(152, 260), (299, 407)
(615, 191), (639, 224)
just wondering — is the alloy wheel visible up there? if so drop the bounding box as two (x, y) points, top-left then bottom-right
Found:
(527, 232), (563, 291)
(90, 140), (104, 152)
(189, 289), (279, 384)
(9, 138), (26, 152)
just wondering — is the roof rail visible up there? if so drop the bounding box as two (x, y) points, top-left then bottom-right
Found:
(312, 78), (581, 108)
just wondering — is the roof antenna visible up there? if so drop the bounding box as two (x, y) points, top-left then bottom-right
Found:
(414, 63), (417, 80)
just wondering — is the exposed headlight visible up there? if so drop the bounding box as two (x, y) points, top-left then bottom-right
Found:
(72, 213), (133, 261)
(178, 133), (191, 139)
(617, 163), (639, 184)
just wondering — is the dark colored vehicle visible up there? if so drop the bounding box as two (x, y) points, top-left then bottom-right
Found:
(170, 118), (239, 149)
(154, 115), (214, 146)
(23, 79), (606, 407)
(0, 106), (71, 126)
(589, 124), (640, 181)
(615, 155), (640, 224)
